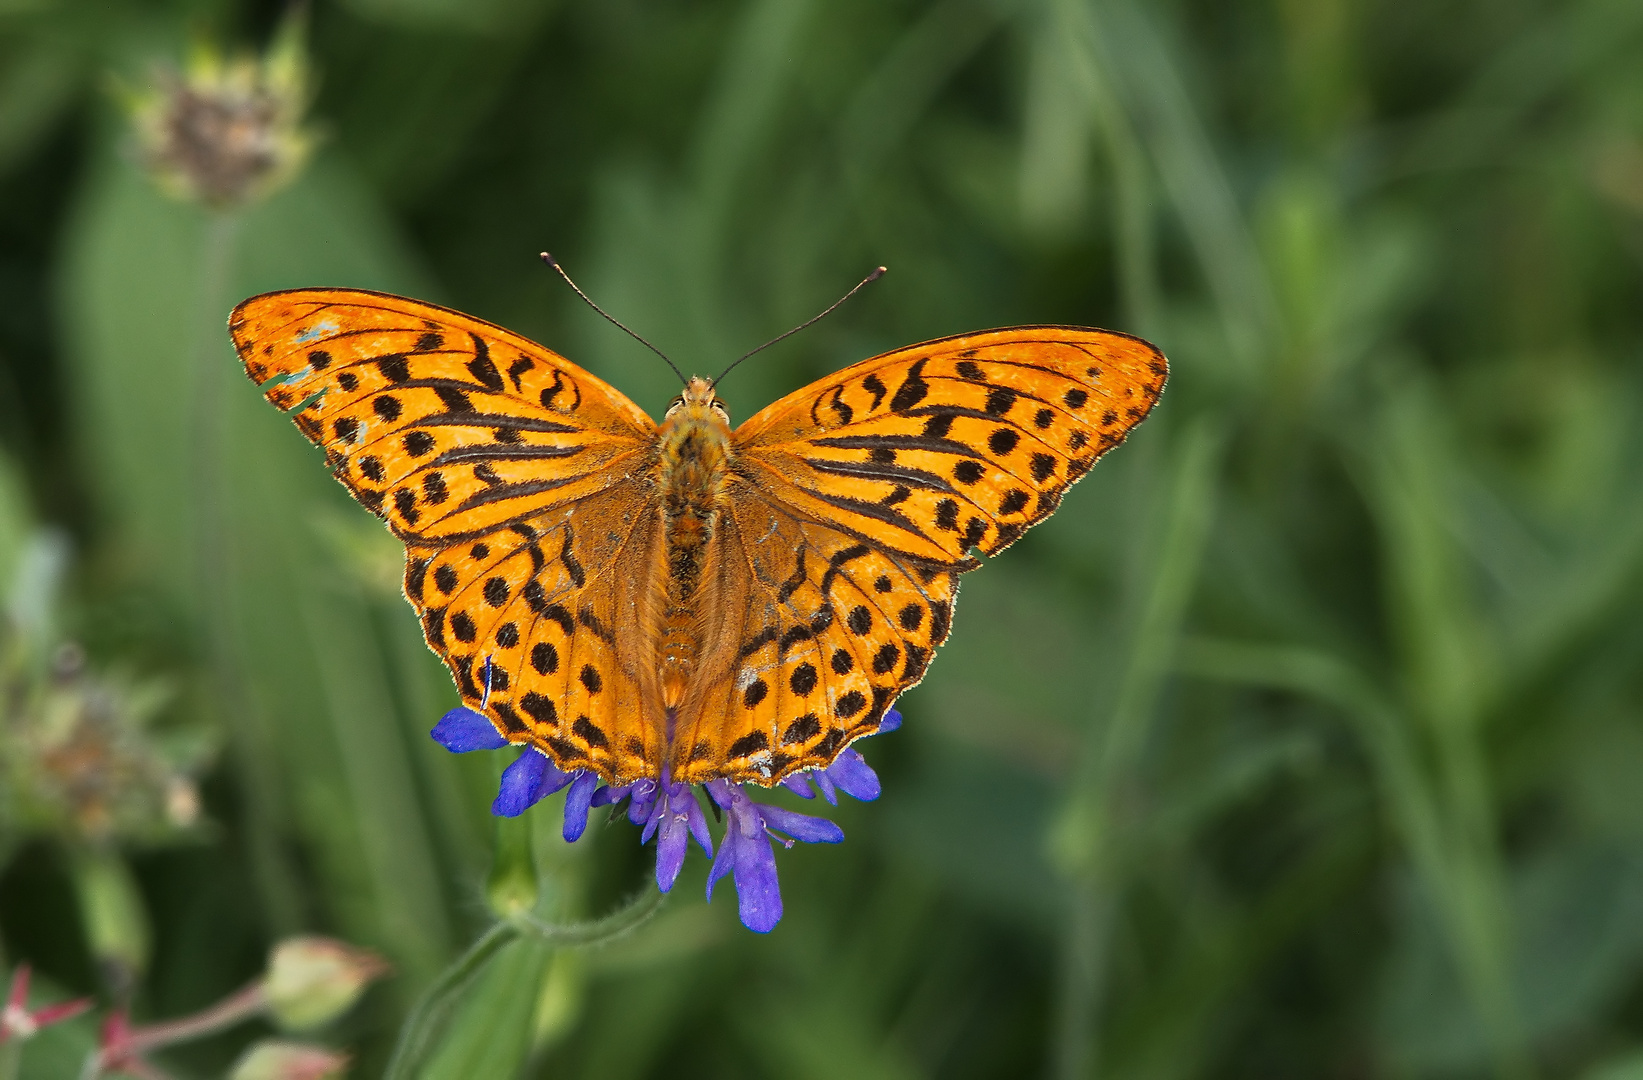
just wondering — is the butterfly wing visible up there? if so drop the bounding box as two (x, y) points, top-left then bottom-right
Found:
(671, 326), (1167, 784)
(231, 288), (666, 781)
(231, 288), (654, 543)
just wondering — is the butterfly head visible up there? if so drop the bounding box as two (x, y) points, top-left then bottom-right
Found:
(664, 376), (731, 427)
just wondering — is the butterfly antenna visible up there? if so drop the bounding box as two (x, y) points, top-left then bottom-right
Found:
(540, 252), (687, 385)
(710, 265), (887, 388)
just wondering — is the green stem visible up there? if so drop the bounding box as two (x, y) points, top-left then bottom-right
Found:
(384, 883), (664, 1080)
(512, 880), (666, 946)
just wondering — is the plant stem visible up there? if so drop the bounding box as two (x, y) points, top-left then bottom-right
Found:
(384, 883), (664, 1080)
(513, 880), (666, 946)
(123, 982), (266, 1055)
(78, 980), (265, 1080)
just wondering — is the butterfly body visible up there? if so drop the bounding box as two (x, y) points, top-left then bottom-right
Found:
(655, 377), (735, 727)
(230, 289), (1166, 789)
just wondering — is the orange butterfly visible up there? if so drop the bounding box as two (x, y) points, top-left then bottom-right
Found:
(228, 287), (1166, 790)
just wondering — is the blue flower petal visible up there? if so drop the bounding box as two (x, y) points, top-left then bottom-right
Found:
(686, 792), (714, 859)
(492, 749), (572, 817)
(780, 773), (815, 799)
(812, 769), (839, 806)
(822, 748), (881, 802)
(431, 707), (508, 752)
(730, 827), (782, 932)
(761, 803), (845, 844)
(592, 784), (631, 808)
(561, 771), (600, 841)
(877, 709), (903, 734)
(627, 778), (659, 828)
(655, 811), (690, 891)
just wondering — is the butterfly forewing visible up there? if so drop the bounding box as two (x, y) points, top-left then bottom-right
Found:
(735, 327), (1167, 563)
(231, 289), (653, 545)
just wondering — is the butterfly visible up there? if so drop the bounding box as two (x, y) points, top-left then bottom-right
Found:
(229, 287), (1166, 787)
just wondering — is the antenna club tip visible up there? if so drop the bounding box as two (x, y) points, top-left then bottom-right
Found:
(539, 251), (556, 265)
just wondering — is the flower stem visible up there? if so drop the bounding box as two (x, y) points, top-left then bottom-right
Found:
(383, 883), (664, 1080)
(512, 879), (665, 946)
(78, 982), (266, 1079)
(123, 981), (266, 1054)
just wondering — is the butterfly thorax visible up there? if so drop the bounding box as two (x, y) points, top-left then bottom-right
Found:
(655, 377), (734, 710)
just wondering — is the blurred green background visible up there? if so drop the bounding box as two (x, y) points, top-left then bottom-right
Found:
(2, 0), (1643, 1076)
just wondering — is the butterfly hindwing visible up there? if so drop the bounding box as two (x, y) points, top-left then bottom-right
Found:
(407, 479), (668, 783)
(230, 289), (653, 545)
(669, 491), (954, 784)
(734, 326), (1167, 564)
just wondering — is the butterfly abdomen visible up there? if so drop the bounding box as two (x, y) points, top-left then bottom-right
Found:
(655, 381), (735, 708)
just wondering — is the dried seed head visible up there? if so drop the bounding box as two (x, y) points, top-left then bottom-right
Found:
(126, 12), (314, 209)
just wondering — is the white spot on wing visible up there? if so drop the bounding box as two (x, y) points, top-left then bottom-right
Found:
(294, 320), (338, 344)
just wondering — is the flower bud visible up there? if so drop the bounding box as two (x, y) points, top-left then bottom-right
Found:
(263, 937), (388, 1032)
(230, 1041), (348, 1080)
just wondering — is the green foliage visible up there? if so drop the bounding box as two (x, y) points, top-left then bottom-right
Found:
(0, 0), (1641, 1077)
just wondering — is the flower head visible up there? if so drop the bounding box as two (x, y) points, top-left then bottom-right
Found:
(124, 11), (314, 209)
(429, 703), (902, 932)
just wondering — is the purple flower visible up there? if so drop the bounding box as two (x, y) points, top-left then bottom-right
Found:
(429, 697), (903, 932)
(705, 780), (844, 933)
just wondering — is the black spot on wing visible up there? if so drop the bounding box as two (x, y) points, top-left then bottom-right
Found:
(889, 359), (930, 412)
(783, 713), (821, 745)
(561, 528), (585, 588)
(466, 335), (504, 391)
(521, 692), (560, 730)
(573, 716), (609, 748)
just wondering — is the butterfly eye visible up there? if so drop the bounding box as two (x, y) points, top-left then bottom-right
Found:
(664, 397), (685, 418)
(710, 399), (730, 421)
